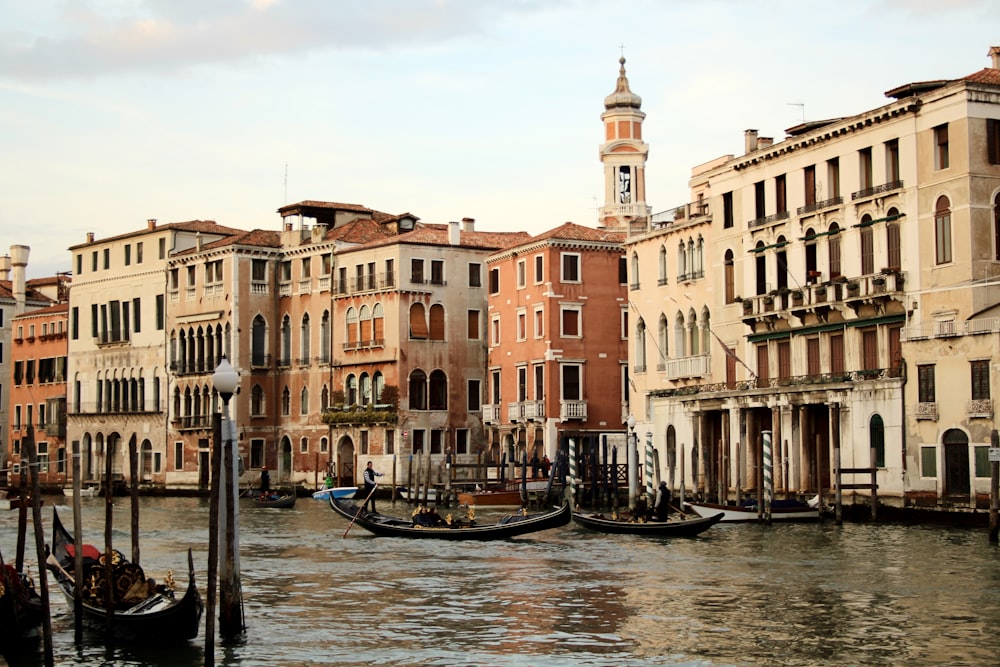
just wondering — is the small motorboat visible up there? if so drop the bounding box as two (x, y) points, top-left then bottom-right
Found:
(685, 498), (820, 523)
(312, 486), (358, 501)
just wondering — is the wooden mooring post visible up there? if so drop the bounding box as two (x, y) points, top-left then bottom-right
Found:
(834, 446), (879, 525)
(989, 429), (999, 544)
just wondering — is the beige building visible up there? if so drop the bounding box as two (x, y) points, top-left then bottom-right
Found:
(627, 47), (1000, 510)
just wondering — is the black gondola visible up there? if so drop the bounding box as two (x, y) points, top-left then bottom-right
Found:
(0, 559), (43, 651)
(46, 507), (203, 642)
(572, 510), (724, 536)
(330, 496), (570, 540)
(251, 493), (297, 509)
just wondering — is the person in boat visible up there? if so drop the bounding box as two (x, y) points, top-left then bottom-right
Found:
(363, 461), (384, 513)
(412, 506), (434, 527)
(260, 466), (271, 496)
(653, 481), (672, 521)
(325, 473), (335, 489)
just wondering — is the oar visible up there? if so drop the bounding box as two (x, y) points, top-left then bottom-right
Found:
(342, 484), (378, 538)
(670, 503), (692, 518)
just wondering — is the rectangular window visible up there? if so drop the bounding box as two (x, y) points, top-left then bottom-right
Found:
(71, 306), (79, 339)
(533, 306), (543, 338)
(516, 310), (526, 341)
(830, 334), (845, 374)
(777, 340), (791, 379)
(975, 446), (990, 478)
(561, 253), (580, 282)
(723, 191), (734, 228)
(619, 256), (628, 285)
(517, 366), (528, 401)
(935, 207), (952, 265)
(103, 248), (110, 270)
(252, 259), (267, 281)
(279, 260), (291, 282)
(455, 429), (469, 455)
(250, 439), (265, 469)
(467, 379), (481, 412)
(885, 139), (900, 182)
(917, 364), (936, 403)
(156, 294), (165, 330)
(91, 251), (97, 272)
(76, 253), (83, 275)
(159, 238), (166, 259)
(755, 344), (769, 385)
(934, 123), (949, 170)
(489, 267), (500, 294)
(301, 257), (311, 279)
(516, 259), (526, 288)
(430, 260), (444, 285)
(862, 329), (878, 370)
(410, 258), (424, 284)
(920, 445), (937, 478)
(534, 255), (543, 282)
(490, 316), (500, 346)
(827, 158), (840, 198)
(560, 307), (580, 337)
(468, 263), (481, 287)
(988, 119), (1000, 165)
(971, 360), (990, 400)
(467, 310), (480, 339)
(803, 165), (816, 206)
(754, 181), (766, 219)
(186, 266), (196, 287)
(385, 429), (395, 456)
(174, 442), (184, 470)
(490, 370), (501, 404)
(136, 242), (143, 264)
(859, 147), (873, 190)
(124, 244), (131, 266)
(807, 338), (820, 375)
(561, 364), (581, 401)
(775, 174), (787, 214)
(533, 364), (544, 400)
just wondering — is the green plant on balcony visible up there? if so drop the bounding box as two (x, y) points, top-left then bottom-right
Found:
(323, 405), (398, 425)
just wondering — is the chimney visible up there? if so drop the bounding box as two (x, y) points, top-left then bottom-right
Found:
(462, 217), (475, 233)
(312, 223), (328, 243)
(758, 136), (774, 149)
(448, 221), (461, 245)
(147, 218), (157, 230)
(744, 129), (759, 154)
(0, 254), (10, 281)
(87, 232), (95, 243)
(990, 46), (1000, 69)
(195, 232), (203, 251)
(10, 244), (29, 316)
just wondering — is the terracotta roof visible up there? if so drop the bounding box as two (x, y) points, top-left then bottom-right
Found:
(0, 280), (53, 303)
(175, 229), (283, 255)
(528, 222), (626, 245)
(346, 222), (530, 252)
(68, 220), (245, 250)
(962, 67), (1000, 85)
(13, 302), (68, 317)
(325, 219), (395, 245)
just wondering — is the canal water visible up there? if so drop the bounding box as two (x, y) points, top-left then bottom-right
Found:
(3, 495), (1000, 667)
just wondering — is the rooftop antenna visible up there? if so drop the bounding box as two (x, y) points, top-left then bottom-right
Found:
(787, 102), (805, 122)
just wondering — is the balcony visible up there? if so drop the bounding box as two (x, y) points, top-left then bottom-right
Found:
(172, 415), (212, 431)
(851, 180), (903, 202)
(662, 354), (711, 380)
(251, 280), (269, 295)
(559, 400), (588, 421)
(796, 195), (843, 216)
(915, 402), (938, 421)
(507, 400), (545, 422)
(747, 210), (790, 230)
(482, 404), (502, 425)
(903, 316), (1000, 341)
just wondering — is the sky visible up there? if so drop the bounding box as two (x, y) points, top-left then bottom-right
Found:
(1, 0), (998, 280)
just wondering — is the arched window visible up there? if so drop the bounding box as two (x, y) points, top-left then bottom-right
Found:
(280, 315), (291, 366)
(754, 241), (767, 294)
(701, 307), (711, 356)
(409, 302), (428, 339)
(886, 208), (901, 270)
(635, 318), (647, 372)
(804, 228), (818, 283)
(345, 307), (358, 347)
(657, 314), (669, 364)
(300, 313), (310, 363)
(346, 374), (357, 406)
(281, 386), (290, 416)
(674, 312), (686, 357)
(372, 303), (385, 345)
(360, 372), (371, 406)
(775, 235), (788, 290)
(373, 372), (385, 404)
(677, 242), (687, 280)
(935, 195), (952, 264)
(320, 311), (331, 362)
(687, 239), (696, 278)
(252, 315), (267, 366)
(251, 384), (265, 416)
(724, 249), (735, 303)
(688, 308), (699, 356)
(869, 414), (885, 468)
(860, 214), (874, 275)
(321, 385), (329, 411)
(429, 370), (447, 410)
(409, 369), (427, 410)
(828, 223), (842, 279)
(658, 245), (668, 285)
(695, 236), (705, 277)
(429, 303), (445, 341)
(359, 305), (372, 345)
(300, 386), (309, 415)
(630, 252), (640, 288)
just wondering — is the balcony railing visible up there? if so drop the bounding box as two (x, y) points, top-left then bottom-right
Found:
(968, 399), (992, 419)
(748, 210), (790, 229)
(903, 317), (1000, 341)
(796, 196), (843, 216)
(507, 400), (545, 422)
(482, 404), (502, 424)
(915, 402), (938, 421)
(559, 400), (588, 421)
(851, 180), (903, 202)
(662, 354), (711, 380)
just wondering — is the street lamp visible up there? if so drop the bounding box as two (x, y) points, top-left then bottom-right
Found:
(212, 356), (244, 639)
(626, 414), (637, 510)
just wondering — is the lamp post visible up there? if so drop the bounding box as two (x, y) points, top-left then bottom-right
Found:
(212, 357), (244, 640)
(626, 414), (637, 510)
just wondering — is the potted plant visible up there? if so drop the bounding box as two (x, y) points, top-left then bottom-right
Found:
(846, 281), (859, 297)
(791, 290), (803, 305)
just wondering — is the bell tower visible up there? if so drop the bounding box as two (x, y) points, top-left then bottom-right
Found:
(598, 57), (650, 228)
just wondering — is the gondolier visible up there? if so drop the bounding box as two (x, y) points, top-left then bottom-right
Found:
(363, 461), (383, 513)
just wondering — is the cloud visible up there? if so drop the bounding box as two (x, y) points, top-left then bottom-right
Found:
(0, 0), (546, 80)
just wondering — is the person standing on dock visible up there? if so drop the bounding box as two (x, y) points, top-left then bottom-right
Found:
(260, 466), (271, 497)
(363, 461), (384, 513)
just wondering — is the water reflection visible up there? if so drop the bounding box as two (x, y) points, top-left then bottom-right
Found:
(2, 497), (1000, 666)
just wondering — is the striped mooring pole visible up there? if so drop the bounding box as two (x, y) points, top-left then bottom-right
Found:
(762, 430), (773, 522)
(568, 438), (577, 499)
(645, 434), (654, 503)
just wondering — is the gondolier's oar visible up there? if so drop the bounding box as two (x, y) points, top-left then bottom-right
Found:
(670, 503), (692, 517)
(343, 484), (377, 538)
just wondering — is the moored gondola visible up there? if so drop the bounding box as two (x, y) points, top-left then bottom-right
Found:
(0, 558), (43, 651)
(251, 492), (297, 508)
(330, 496), (570, 540)
(46, 507), (203, 642)
(572, 510), (724, 536)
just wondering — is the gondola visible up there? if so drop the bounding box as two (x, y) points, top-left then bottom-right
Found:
(46, 507), (203, 642)
(330, 496), (570, 540)
(251, 492), (297, 508)
(0, 559), (43, 651)
(572, 510), (724, 536)
(686, 499), (819, 523)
